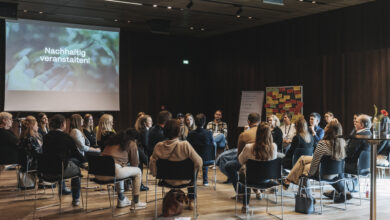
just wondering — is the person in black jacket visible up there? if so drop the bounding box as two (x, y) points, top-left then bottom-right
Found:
(187, 113), (215, 186)
(147, 110), (171, 157)
(135, 114), (153, 191)
(345, 114), (372, 173)
(42, 114), (85, 206)
(0, 112), (19, 170)
(267, 115), (283, 152)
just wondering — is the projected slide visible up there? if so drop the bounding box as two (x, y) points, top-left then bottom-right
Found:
(5, 19), (120, 112)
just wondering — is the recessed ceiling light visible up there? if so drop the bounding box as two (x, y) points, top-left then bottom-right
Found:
(39, 11), (43, 14)
(312, 0), (316, 3)
(236, 15), (241, 18)
(127, 20), (131, 23)
(248, 16), (252, 19)
(299, 0), (304, 1)
(201, 28), (205, 31)
(190, 27), (194, 30)
(114, 19), (118, 22)
(23, 9), (28, 13)
(167, 6), (172, 9)
(105, 0), (142, 6)
(153, 4), (157, 7)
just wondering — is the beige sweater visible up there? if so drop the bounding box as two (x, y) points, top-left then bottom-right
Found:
(150, 138), (203, 185)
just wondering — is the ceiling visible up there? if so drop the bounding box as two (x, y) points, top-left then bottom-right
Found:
(2, 0), (374, 37)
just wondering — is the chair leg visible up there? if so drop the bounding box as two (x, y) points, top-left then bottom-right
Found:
(111, 185), (115, 217)
(320, 183), (323, 214)
(235, 183), (239, 217)
(358, 175), (362, 206)
(155, 179), (158, 220)
(146, 165), (149, 202)
(281, 184), (284, 220)
(344, 180), (347, 210)
(85, 177), (89, 212)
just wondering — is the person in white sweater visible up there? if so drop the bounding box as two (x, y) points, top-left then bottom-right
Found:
(69, 114), (100, 156)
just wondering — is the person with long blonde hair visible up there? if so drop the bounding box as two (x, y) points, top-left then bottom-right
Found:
(282, 115), (314, 169)
(70, 114), (100, 156)
(237, 122), (278, 212)
(96, 114), (116, 150)
(267, 114), (283, 151)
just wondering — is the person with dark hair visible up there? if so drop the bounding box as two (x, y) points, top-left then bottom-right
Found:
(37, 112), (49, 137)
(147, 110), (172, 157)
(238, 122), (278, 212)
(42, 114), (86, 206)
(135, 114), (153, 191)
(225, 113), (261, 196)
(83, 114), (97, 147)
(324, 112), (334, 124)
(206, 110), (228, 151)
(283, 119), (350, 203)
(282, 116), (314, 169)
(309, 112), (324, 148)
(150, 119), (202, 210)
(177, 113), (186, 140)
(345, 114), (372, 174)
(280, 112), (296, 152)
(96, 129), (146, 209)
(187, 113), (215, 186)
(69, 114), (100, 156)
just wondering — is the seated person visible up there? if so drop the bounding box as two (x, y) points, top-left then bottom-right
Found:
(349, 113), (361, 136)
(267, 114), (283, 152)
(83, 114), (97, 147)
(283, 119), (351, 203)
(96, 129), (146, 209)
(37, 112), (49, 137)
(96, 114), (116, 151)
(147, 110), (171, 157)
(177, 113), (186, 140)
(309, 112), (324, 148)
(42, 114), (86, 206)
(135, 114), (153, 191)
(282, 116), (314, 169)
(324, 112), (334, 125)
(184, 113), (196, 139)
(150, 119), (202, 210)
(378, 116), (390, 156)
(345, 114), (372, 174)
(19, 116), (42, 171)
(69, 114), (100, 156)
(0, 112), (19, 172)
(280, 112), (296, 152)
(206, 110), (228, 151)
(187, 113), (215, 186)
(238, 122), (278, 212)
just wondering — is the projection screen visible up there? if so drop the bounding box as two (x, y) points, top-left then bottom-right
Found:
(5, 19), (120, 112)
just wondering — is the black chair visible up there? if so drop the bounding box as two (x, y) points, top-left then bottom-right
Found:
(235, 158), (284, 220)
(307, 156), (346, 214)
(33, 154), (83, 218)
(345, 150), (370, 205)
(154, 158), (198, 219)
(292, 148), (313, 167)
(0, 149), (20, 190)
(86, 155), (134, 217)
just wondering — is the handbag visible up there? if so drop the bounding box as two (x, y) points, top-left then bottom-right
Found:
(18, 171), (36, 190)
(295, 177), (315, 214)
(162, 189), (187, 217)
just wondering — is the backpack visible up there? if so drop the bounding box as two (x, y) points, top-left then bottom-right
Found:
(162, 189), (187, 217)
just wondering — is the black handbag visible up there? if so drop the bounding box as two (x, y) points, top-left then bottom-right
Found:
(295, 177), (315, 214)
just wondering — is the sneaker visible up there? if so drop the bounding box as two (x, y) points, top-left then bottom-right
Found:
(60, 188), (72, 195)
(131, 201), (147, 210)
(117, 197), (131, 208)
(334, 193), (352, 203)
(255, 191), (263, 200)
(140, 184), (149, 191)
(203, 182), (209, 186)
(323, 190), (337, 199)
(72, 199), (80, 206)
(38, 182), (56, 189)
(241, 205), (249, 213)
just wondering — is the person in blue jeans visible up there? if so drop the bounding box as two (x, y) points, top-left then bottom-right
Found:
(187, 113), (216, 186)
(206, 110), (228, 151)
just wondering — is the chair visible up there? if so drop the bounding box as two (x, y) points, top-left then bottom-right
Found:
(33, 154), (83, 218)
(307, 156), (346, 214)
(235, 158), (284, 220)
(154, 158), (198, 219)
(345, 150), (370, 205)
(292, 148), (313, 167)
(85, 155), (134, 217)
(0, 149), (20, 190)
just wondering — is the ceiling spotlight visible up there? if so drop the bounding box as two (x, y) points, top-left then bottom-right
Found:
(201, 28), (205, 31)
(190, 27), (194, 30)
(167, 6), (172, 9)
(23, 9), (28, 13)
(299, 0), (303, 1)
(153, 4), (158, 7)
(186, 0), (193, 9)
(236, 7), (242, 18)
(39, 11), (43, 14)
(312, 0), (316, 3)
(127, 20), (131, 23)
(114, 19), (118, 22)
(248, 16), (253, 19)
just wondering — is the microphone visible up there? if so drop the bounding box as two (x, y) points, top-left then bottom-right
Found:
(14, 117), (26, 121)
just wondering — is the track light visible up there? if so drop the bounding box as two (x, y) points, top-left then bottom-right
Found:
(186, 0), (193, 9)
(236, 7), (242, 18)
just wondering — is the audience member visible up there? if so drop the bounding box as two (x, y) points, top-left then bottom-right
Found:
(149, 119), (202, 210)
(135, 114), (152, 191)
(83, 114), (97, 147)
(177, 113), (187, 140)
(37, 112), (49, 137)
(187, 113), (215, 186)
(345, 114), (372, 174)
(283, 120), (350, 203)
(184, 113), (196, 138)
(378, 116), (390, 155)
(206, 110), (228, 151)
(349, 113), (361, 136)
(96, 129), (146, 209)
(96, 114), (116, 151)
(267, 114), (283, 152)
(238, 122), (278, 212)
(147, 110), (171, 157)
(0, 112), (19, 172)
(42, 114), (85, 206)
(309, 112), (324, 147)
(282, 116), (314, 169)
(19, 116), (42, 171)
(324, 112), (334, 124)
(69, 114), (100, 156)
(280, 112), (296, 152)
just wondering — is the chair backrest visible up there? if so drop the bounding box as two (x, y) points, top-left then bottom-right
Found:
(245, 158), (282, 184)
(156, 158), (194, 180)
(37, 154), (63, 175)
(292, 148), (313, 166)
(357, 150), (370, 176)
(87, 155), (116, 177)
(319, 156), (344, 178)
